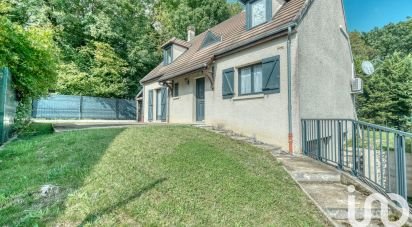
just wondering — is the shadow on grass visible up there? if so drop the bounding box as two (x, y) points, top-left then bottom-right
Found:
(80, 178), (167, 226)
(0, 127), (126, 226)
(18, 123), (54, 140)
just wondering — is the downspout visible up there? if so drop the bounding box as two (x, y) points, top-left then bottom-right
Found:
(287, 25), (295, 154)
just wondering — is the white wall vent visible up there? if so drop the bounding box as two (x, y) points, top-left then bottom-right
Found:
(351, 78), (363, 93)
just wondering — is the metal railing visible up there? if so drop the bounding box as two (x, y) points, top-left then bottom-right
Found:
(301, 119), (412, 204)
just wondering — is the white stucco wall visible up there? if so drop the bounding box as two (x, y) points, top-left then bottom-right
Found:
(173, 45), (187, 61)
(142, 36), (298, 149)
(272, 0), (285, 17)
(206, 37), (298, 148)
(143, 81), (164, 123)
(168, 72), (211, 123)
(296, 0), (355, 120)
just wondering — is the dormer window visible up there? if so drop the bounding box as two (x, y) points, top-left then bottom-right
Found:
(251, 0), (266, 27)
(245, 0), (272, 30)
(163, 46), (172, 65)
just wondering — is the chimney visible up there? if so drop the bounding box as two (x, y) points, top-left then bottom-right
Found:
(187, 26), (196, 42)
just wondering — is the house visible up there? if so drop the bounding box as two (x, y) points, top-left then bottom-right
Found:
(138, 0), (355, 153)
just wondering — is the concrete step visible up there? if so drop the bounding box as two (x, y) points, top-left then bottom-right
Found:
(303, 183), (392, 220)
(335, 219), (385, 227)
(292, 172), (341, 183)
(253, 144), (282, 151)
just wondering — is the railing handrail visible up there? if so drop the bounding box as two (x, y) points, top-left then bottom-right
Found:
(301, 118), (412, 137)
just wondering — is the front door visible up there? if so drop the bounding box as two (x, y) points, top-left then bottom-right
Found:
(196, 78), (205, 122)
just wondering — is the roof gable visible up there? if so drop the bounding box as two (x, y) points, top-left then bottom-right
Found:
(141, 0), (307, 83)
(200, 31), (222, 49)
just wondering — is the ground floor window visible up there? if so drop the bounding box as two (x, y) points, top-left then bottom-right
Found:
(174, 83), (179, 97)
(156, 89), (162, 120)
(239, 64), (263, 95)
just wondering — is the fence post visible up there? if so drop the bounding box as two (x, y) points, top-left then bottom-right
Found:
(116, 99), (120, 120)
(317, 120), (321, 161)
(395, 135), (407, 199)
(79, 96), (83, 120)
(338, 121), (343, 169)
(352, 121), (358, 176)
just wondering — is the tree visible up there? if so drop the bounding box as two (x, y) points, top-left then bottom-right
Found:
(57, 42), (129, 97)
(364, 18), (412, 57)
(356, 53), (412, 131)
(0, 15), (58, 100)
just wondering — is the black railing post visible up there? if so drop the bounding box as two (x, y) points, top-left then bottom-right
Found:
(116, 99), (120, 120)
(317, 120), (321, 161)
(338, 121), (343, 169)
(352, 121), (358, 176)
(303, 121), (307, 155)
(79, 96), (83, 120)
(395, 135), (407, 200)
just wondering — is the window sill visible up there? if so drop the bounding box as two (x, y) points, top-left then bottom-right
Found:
(232, 94), (264, 101)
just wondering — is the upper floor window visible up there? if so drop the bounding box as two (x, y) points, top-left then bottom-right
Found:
(164, 46), (172, 65)
(251, 0), (266, 27)
(246, 0), (272, 29)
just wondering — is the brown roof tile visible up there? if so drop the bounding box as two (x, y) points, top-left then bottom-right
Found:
(161, 37), (192, 49)
(141, 0), (306, 83)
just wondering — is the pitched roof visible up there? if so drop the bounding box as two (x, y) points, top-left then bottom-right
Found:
(161, 37), (192, 49)
(141, 0), (307, 83)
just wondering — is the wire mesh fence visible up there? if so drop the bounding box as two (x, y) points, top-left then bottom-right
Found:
(0, 67), (18, 144)
(32, 95), (136, 120)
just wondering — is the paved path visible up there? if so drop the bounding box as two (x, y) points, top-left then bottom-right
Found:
(32, 120), (144, 132)
(193, 124), (410, 227)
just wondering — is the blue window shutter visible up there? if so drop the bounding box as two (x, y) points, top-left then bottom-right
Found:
(160, 87), (167, 121)
(148, 90), (153, 121)
(222, 68), (234, 98)
(262, 56), (280, 94)
(266, 0), (272, 22)
(246, 2), (252, 30)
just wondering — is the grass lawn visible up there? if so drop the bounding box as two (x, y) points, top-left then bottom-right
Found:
(0, 124), (327, 226)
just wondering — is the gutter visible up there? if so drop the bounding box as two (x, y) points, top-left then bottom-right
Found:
(287, 24), (296, 154)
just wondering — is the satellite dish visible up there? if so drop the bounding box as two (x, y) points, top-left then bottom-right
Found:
(361, 61), (375, 76)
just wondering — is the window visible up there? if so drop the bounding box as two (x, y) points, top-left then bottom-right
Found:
(251, 0), (266, 27)
(148, 90), (153, 121)
(239, 64), (263, 95)
(164, 46), (172, 65)
(246, 0), (272, 29)
(173, 83), (179, 97)
(156, 89), (162, 120)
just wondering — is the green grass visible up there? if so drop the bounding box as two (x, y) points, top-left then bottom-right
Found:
(0, 125), (326, 226)
(19, 123), (54, 139)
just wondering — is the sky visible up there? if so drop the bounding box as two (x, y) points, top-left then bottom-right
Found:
(343, 0), (411, 31)
(228, 0), (411, 32)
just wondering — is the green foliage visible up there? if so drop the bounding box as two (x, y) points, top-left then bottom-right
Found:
(364, 18), (412, 57)
(13, 98), (32, 133)
(3, 0), (240, 98)
(154, 0), (237, 41)
(0, 16), (58, 100)
(57, 42), (129, 97)
(351, 18), (412, 131)
(356, 53), (412, 131)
